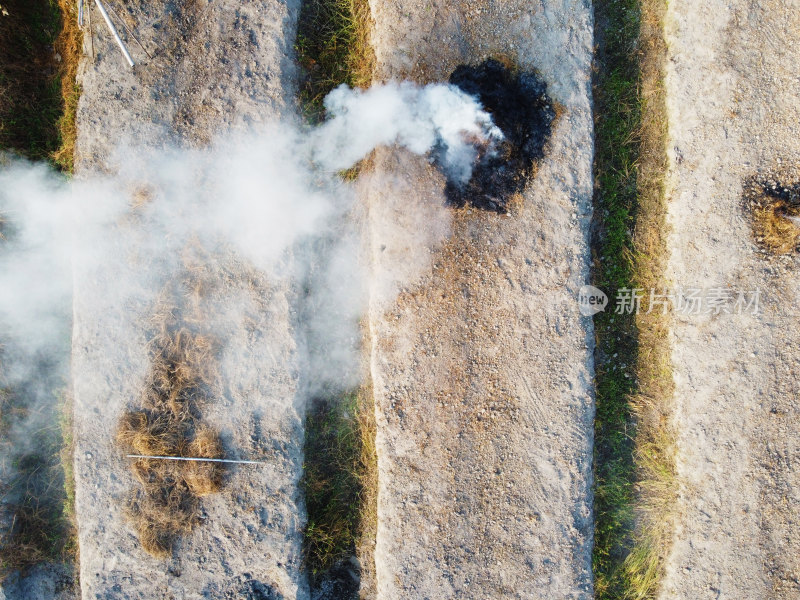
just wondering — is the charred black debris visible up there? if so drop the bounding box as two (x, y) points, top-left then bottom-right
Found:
(442, 58), (555, 213)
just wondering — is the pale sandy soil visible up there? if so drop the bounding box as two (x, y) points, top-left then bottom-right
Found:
(363, 0), (596, 598)
(13, 1), (800, 598)
(660, 1), (800, 597)
(70, 1), (309, 598)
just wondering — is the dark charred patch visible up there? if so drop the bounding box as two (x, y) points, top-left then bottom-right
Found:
(443, 59), (556, 213)
(743, 176), (800, 255)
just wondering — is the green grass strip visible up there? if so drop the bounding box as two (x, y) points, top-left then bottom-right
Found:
(301, 389), (378, 597)
(295, 0), (373, 122)
(592, 0), (673, 597)
(294, 0), (377, 589)
(302, 393), (362, 576)
(0, 387), (75, 579)
(592, 0), (648, 597)
(0, 0), (80, 580)
(0, 0), (64, 161)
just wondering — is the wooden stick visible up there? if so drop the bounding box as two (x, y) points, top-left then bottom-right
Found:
(127, 454), (266, 465)
(94, 0), (134, 67)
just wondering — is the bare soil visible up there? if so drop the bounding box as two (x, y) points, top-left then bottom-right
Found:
(71, 1), (308, 598)
(660, 1), (800, 597)
(363, 0), (596, 597)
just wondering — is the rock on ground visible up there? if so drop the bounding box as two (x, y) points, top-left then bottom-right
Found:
(363, 0), (596, 598)
(660, 1), (800, 598)
(71, 1), (308, 598)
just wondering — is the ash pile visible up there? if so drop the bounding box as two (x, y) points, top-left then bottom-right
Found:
(438, 59), (556, 213)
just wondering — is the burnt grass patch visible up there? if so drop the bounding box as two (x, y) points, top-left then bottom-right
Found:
(744, 176), (800, 255)
(443, 58), (556, 213)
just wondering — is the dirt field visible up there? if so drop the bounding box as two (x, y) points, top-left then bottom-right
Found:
(6, 0), (800, 597)
(71, 1), (308, 598)
(660, 1), (800, 597)
(363, 1), (596, 598)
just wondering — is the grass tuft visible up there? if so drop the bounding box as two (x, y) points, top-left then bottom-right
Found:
(745, 179), (800, 255)
(0, 0), (82, 171)
(295, 0), (374, 121)
(116, 279), (225, 559)
(592, 0), (675, 598)
(302, 387), (377, 589)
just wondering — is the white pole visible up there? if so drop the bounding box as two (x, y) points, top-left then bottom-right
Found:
(127, 454), (266, 465)
(78, 0), (83, 27)
(87, 0), (95, 60)
(94, 0), (134, 68)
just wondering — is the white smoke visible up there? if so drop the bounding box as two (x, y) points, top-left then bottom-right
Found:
(312, 82), (503, 184)
(0, 80), (498, 435)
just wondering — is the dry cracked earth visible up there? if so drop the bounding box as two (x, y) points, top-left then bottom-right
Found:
(1, 0), (799, 599)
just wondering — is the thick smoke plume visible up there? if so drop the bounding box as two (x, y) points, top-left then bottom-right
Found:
(313, 82), (503, 184)
(0, 81), (499, 466)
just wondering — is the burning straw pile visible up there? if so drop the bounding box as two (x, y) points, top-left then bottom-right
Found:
(117, 279), (225, 558)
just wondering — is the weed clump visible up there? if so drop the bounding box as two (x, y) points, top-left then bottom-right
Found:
(117, 284), (225, 559)
(295, 0), (374, 121)
(745, 177), (800, 255)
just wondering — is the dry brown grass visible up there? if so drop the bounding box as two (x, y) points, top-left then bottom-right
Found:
(355, 381), (378, 597)
(116, 280), (225, 559)
(52, 0), (83, 172)
(747, 184), (800, 255)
